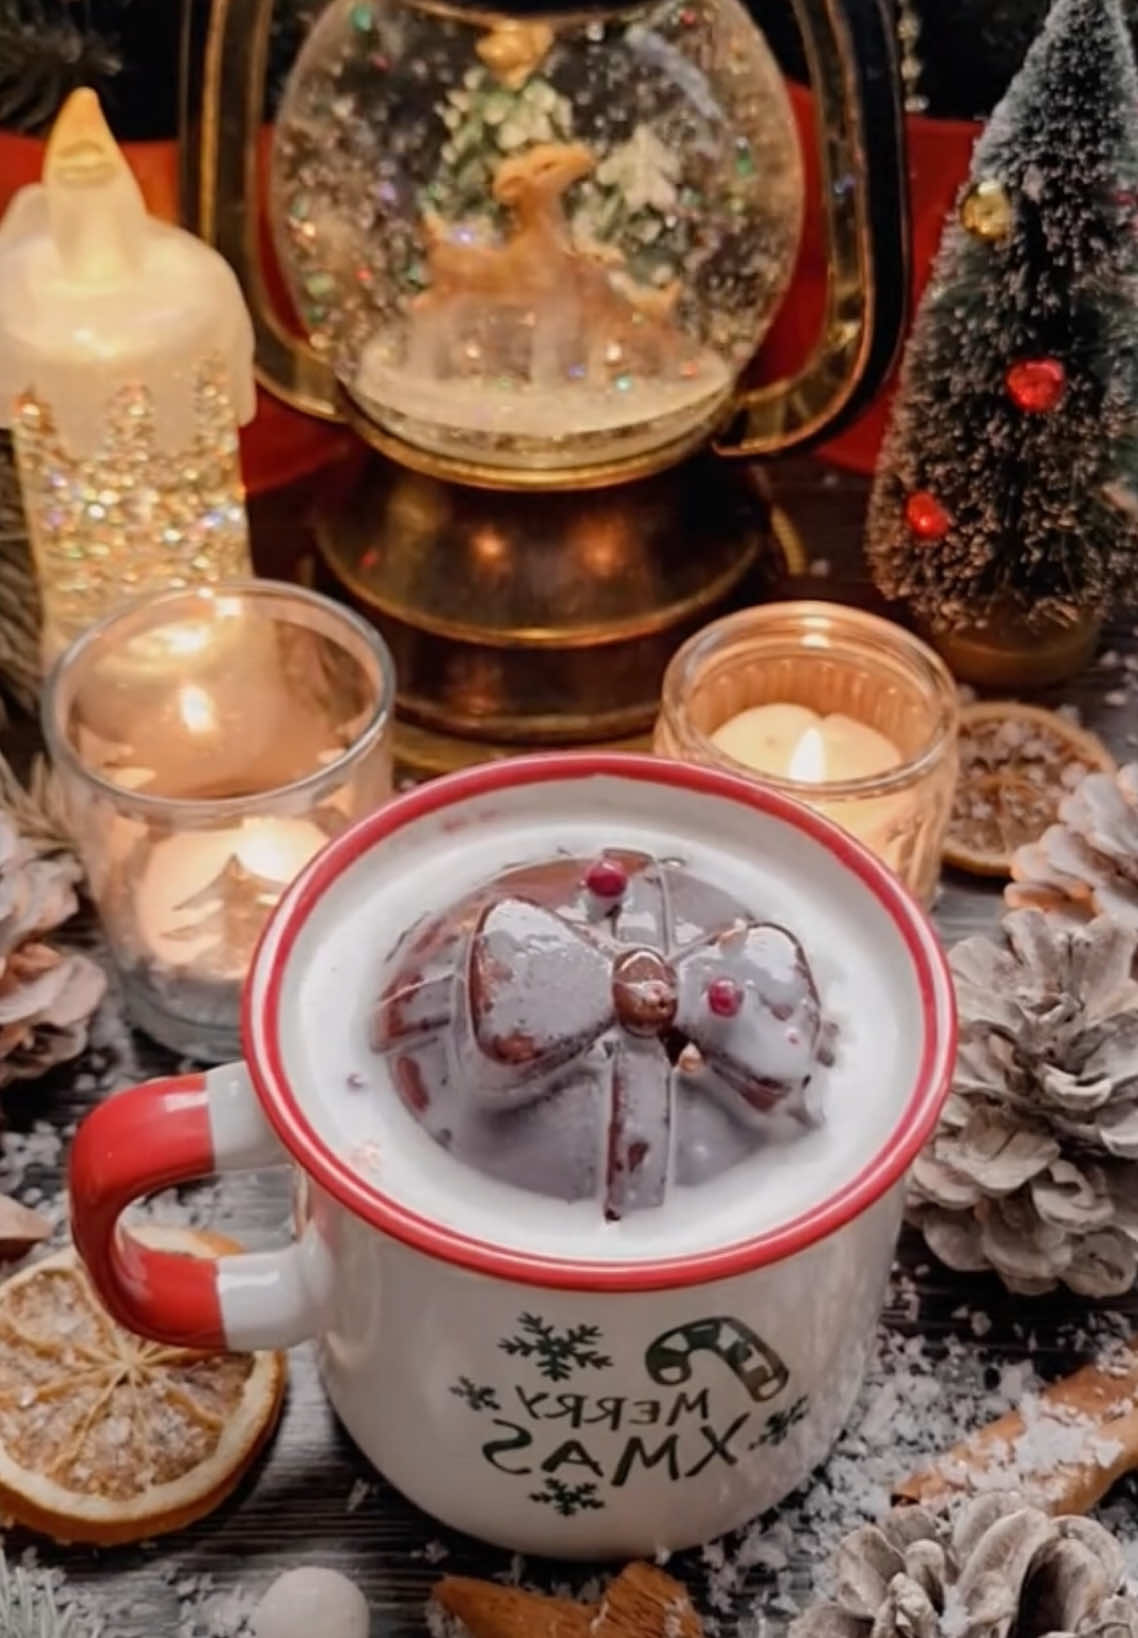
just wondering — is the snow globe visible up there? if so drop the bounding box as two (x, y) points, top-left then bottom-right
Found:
(271, 0), (803, 471)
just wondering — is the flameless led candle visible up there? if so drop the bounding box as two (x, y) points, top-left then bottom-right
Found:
(654, 603), (959, 905)
(0, 90), (256, 660)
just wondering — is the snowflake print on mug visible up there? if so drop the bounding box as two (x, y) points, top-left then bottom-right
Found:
(499, 1314), (613, 1382)
(450, 1377), (501, 1412)
(529, 1476), (606, 1516)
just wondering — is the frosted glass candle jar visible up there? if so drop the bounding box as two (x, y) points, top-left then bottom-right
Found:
(44, 581), (394, 1061)
(654, 603), (958, 904)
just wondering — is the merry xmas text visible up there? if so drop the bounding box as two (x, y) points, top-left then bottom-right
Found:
(481, 1385), (773, 1485)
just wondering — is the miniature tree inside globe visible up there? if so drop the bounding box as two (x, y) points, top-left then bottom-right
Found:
(271, 0), (804, 473)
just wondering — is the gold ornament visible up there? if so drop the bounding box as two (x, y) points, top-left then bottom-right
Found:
(960, 178), (1013, 242)
(475, 21), (555, 89)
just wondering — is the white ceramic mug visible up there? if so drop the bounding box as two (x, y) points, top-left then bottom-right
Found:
(70, 754), (954, 1559)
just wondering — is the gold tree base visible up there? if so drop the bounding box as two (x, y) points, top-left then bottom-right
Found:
(313, 451), (782, 780)
(928, 606), (1103, 690)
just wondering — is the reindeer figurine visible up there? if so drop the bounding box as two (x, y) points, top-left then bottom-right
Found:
(407, 142), (593, 385)
(406, 140), (694, 391)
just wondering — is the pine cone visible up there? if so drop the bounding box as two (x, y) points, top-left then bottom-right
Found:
(908, 908), (1138, 1297)
(791, 1495), (1138, 1638)
(1009, 763), (1138, 934)
(0, 812), (104, 1088)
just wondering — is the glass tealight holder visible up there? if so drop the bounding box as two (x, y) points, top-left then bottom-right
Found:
(654, 602), (958, 906)
(44, 580), (394, 1062)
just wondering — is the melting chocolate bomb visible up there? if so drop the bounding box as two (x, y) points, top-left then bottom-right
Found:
(371, 850), (830, 1219)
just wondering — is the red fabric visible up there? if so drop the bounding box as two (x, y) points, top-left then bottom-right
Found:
(757, 83), (979, 474)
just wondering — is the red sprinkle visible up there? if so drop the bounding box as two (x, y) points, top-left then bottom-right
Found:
(585, 858), (628, 899)
(707, 977), (743, 1018)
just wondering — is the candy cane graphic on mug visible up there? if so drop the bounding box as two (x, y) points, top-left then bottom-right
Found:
(644, 1317), (790, 1403)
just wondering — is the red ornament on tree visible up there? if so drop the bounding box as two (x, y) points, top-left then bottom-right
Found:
(905, 490), (951, 540)
(1005, 358), (1066, 412)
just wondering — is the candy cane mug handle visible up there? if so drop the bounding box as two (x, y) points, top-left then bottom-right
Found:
(69, 1062), (331, 1352)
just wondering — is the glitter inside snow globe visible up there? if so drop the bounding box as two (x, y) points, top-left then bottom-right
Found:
(271, 0), (804, 471)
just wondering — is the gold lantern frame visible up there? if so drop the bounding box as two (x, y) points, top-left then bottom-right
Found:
(180, 0), (910, 774)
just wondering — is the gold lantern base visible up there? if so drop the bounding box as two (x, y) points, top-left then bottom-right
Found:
(312, 447), (785, 780)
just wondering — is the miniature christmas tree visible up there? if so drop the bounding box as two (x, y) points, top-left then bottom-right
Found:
(866, 0), (1138, 641)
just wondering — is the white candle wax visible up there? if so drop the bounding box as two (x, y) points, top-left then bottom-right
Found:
(134, 816), (327, 979)
(711, 703), (906, 858)
(712, 704), (901, 783)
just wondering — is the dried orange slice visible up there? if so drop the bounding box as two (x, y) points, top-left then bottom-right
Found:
(944, 701), (1116, 877)
(0, 1228), (286, 1544)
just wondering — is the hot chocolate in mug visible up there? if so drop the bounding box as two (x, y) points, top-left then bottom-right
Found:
(70, 755), (954, 1559)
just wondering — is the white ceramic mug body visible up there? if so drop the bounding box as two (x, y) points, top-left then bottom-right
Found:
(69, 754), (955, 1559)
(307, 1175), (902, 1557)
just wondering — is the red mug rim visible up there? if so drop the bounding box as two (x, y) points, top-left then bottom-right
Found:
(242, 753), (956, 1291)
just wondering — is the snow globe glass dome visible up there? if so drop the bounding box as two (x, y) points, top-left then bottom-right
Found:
(270, 0), (804, 472)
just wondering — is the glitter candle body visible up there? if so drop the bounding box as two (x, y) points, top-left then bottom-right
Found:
(0, 91), (256, 660)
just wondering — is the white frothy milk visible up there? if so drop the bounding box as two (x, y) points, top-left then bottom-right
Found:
(260, 773), (930, 1266)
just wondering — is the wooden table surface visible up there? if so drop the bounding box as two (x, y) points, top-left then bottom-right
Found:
(4, 457), (1136, 1636)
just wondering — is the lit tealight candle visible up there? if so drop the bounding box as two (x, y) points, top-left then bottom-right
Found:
(655, 603), (960, 906)
(713, 704), (902, 785)
(75, 595), (344, 799)
(711, 703), (905, 855)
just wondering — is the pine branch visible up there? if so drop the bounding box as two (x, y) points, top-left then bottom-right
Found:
(0, 0), (122, 135)
(0, 1552), (92, 1638)
(0, 749), (74, 858)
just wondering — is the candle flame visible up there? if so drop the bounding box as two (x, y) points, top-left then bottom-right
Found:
(177, 684), (216, 736)
(787, 726), (826, 784)
(235, 818), (323, 886)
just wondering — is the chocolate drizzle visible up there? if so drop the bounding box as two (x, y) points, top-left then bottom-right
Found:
(371, 850), (830, 1218)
